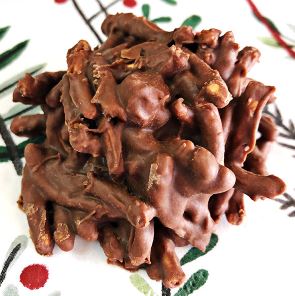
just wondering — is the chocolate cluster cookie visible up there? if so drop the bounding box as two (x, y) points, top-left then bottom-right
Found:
(11, 13), (285, 288)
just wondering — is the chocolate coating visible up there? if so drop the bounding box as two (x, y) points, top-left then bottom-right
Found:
(11, 13), (285, 287)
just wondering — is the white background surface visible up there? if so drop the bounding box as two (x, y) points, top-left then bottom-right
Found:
(0, 0), (295, 295)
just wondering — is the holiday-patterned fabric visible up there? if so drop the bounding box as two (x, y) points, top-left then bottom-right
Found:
(0, 1), (294, 295)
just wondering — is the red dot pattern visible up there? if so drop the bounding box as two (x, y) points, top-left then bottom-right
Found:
(123, 0), (137, 8)
(55, 0), (68, 4)
(20, 264), (49, 290)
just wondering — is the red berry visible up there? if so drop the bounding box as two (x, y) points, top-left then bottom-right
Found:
(20, 264), (49, 290)
(123, 0), (137, 8)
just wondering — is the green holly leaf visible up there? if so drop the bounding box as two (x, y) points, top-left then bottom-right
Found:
(0, 135), (45, 163)
(152, 17), (172, 24)
(0, 147), (10, 162)
(258, 37), (295, 48)
(265, 17), (280, 34)
(130, 273), (157, 296)
(258, 36), (280, 47)
(3, 285), (19, 296)
(4, 235), (28, 270)
(253, 14), (280, 35)
(0, 40), (29, 70)
(0, 26), (10, 41)
(174, 269), (209, 296)
(161, 0), (177, 5)
(180, 233), (218, 266)
(17, 135), (45, 151)
(181, 15), (201, 29)
(0, 63), (46, 95)
(142, 4), (150, 19)
(3, 105), (40, 122)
